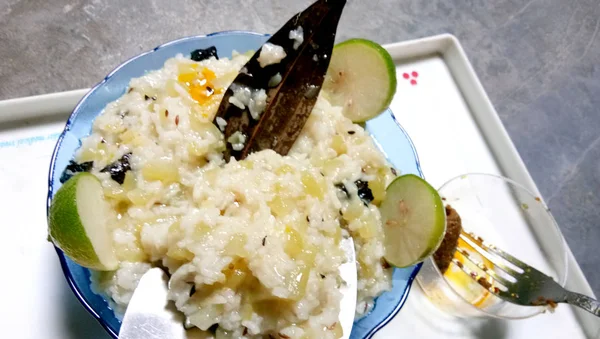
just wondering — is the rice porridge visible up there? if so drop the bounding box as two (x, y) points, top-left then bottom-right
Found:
(77, 50), (395, 338)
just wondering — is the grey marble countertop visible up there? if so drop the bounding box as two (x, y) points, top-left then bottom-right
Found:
(1, 0), (599, 327)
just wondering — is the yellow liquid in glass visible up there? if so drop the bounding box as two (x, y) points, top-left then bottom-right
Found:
(443, 238), (495, 307)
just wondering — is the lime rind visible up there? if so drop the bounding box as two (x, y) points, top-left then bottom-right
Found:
(48, 172), (118, 271)
(381, 174), (446, 268)
(334, 38), (397, 112)
(324, 38), (397, 122)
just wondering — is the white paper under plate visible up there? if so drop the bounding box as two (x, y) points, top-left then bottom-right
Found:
(0, 35), (597, 339)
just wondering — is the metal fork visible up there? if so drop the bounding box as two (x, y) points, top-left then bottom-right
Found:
(452, 230), (600, 317)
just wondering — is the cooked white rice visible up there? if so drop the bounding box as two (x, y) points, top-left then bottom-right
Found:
(82, 50), (394, 338)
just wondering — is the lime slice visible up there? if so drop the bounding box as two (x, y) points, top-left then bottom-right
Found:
(381, 174), (446, 268)
(323, 38), (397, 122)
(48, 172), (118, 271)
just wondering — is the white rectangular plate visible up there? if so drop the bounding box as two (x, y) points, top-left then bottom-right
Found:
(0, 35), (596, 339)
(377, 34), (598, 339)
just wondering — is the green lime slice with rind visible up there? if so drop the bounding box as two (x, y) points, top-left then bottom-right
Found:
(48, 172), (118, 271)
(323, 38), (397, 122)
(381, 174), (446, 268)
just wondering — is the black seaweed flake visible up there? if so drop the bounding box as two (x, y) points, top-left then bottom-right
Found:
(347, 130), (355, 135)
(60, 160), (94, 183)
(100, 153), (132, 184)
(355, 180), (374, 204)
(262, 236), (267, 246)
(320, 274), (326, 279)
(191, 46), (218, 61)
(189, 285), (196, 297)
(390, 167), (397, 176)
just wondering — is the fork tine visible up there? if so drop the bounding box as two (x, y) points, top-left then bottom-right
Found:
(455, 248), (514, 287)
(450, 258), (511, 300)
(461, 231), (528, 271)
(459, 232), (523, 277)
(481, 241), (529, 271)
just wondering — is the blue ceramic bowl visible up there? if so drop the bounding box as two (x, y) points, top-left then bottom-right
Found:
(47, 31), (422, 339)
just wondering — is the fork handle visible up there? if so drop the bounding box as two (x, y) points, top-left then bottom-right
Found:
(565, 291), (600, 317)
